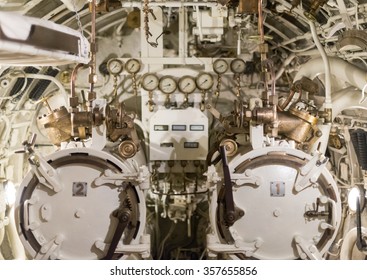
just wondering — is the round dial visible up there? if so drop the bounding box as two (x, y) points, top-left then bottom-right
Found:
(107, 58), (123, 75)
(159, 76), (177, 94)
(213, 59), (228, 74)
(196, 72), (214, 91)
(178, 76), (196, 94)
(125, 58), (141, 74)
(230, 58), (246, 74)
(141, 73), (159, 91)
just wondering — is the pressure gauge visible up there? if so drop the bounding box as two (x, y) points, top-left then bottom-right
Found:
(230, 58), (246, 74)
(159, 76), (177, 94)
(178, 76), (196, 94)
(107, 58), (123, 75)
(213, 59), (228, 74)
(125, 58), (141, 74)
(141, 73), (159, 91)
(196, 73), (214, 91)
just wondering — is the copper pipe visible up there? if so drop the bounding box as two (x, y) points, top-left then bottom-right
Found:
(258, 0), (264, 45)
(278, 90), (296, 111)
(89, 0), (97, 94)
(70, 63), (86, 99)
(278, 86), (303, 111)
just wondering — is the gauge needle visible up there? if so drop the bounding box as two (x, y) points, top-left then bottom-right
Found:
(183, 83), (191, 89)
(164, 84), (171, 88)
(200, 79), (207, 86)
(130, 64), (135, 70)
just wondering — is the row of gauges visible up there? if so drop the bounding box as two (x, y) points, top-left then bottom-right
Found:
(107, 58), (141, 75)
(141, 73), (214, 94)
(107, 57), (247, 76)
(212, 58), (246, 74)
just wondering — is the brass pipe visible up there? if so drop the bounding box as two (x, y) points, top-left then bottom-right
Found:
(70, 63), (85, 100)
(278, 89), (297, 111)
(278, 111), (313, 143)
(238, 0), (258, 14)
(89, 0), (97, 94)
(258, 0), (264, 46)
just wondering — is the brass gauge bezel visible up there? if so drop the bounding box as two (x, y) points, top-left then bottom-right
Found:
(196, 72), (214, 91)
(141, 73), (159, 91)
(159, 76), (177, 94)
(213, 59), (229, 74)
(125, 58), (141, 74)
(178, 75), (196, 94)
(230, 58), (246, 74)
(107, 58), (124, 75)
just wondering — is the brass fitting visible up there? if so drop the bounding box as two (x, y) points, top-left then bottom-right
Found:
(318, 108), (332, 123)
(252, 106), (277, 125)
(278, 108), (321, 151)
(304, 0), (328, 22)
(238, 0), (259, 14)
(38, 106), (72, 146)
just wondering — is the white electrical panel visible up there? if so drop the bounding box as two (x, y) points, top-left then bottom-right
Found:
(149, 107), (208, 161)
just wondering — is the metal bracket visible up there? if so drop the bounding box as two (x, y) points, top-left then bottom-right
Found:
(15, 134), (62, 193)
(294, 151), (328, 192)
(250, 124), (264, 150)
(231, 169), (262, 188)
(206, 233), (260, 258)
(94, 166), (150, 190)
(29, 156), (63, 193)
(95, 241), (151, 259)
(204, 165), (221, 190)
(294, 235), (323, 260)
(35, 235), (64, 260)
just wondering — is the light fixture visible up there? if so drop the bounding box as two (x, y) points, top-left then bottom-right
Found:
(348, 186), (365, 212)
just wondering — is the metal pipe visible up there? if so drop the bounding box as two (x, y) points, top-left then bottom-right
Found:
(258, 0), (265, 46)
(0, 115), (11, 146)
(294, 57), (367, 91)
(6, 205), (26, 259)
(336, 0), (353, 29)
(275, 53), (296, 80)
(70, 63), (86, 99)
(0, 186), (5, 256)
(308, 20), (332, 108)
(89, 0), (97, 94)
(330, 87), (362, 119)
(195, 5), (203, 41)
(179, 5), (186, 61)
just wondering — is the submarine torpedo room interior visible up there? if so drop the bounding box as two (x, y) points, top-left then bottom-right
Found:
(0, 0), (367, 260)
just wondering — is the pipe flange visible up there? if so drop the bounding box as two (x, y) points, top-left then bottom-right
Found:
(118, 140), (137, 159)
(220, 139), (238, 157)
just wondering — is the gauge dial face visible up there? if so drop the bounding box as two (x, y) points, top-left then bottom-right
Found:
(107, 58), (123, 75)
(159, 76), (177, 94)
(196, 72), (214, 91)
(141, 73), (159, 91)
(230, 58), (246, 74)
(213, 59), (228, 74)
(178, 76), (196, 94)
(125, 58), (141, 74)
